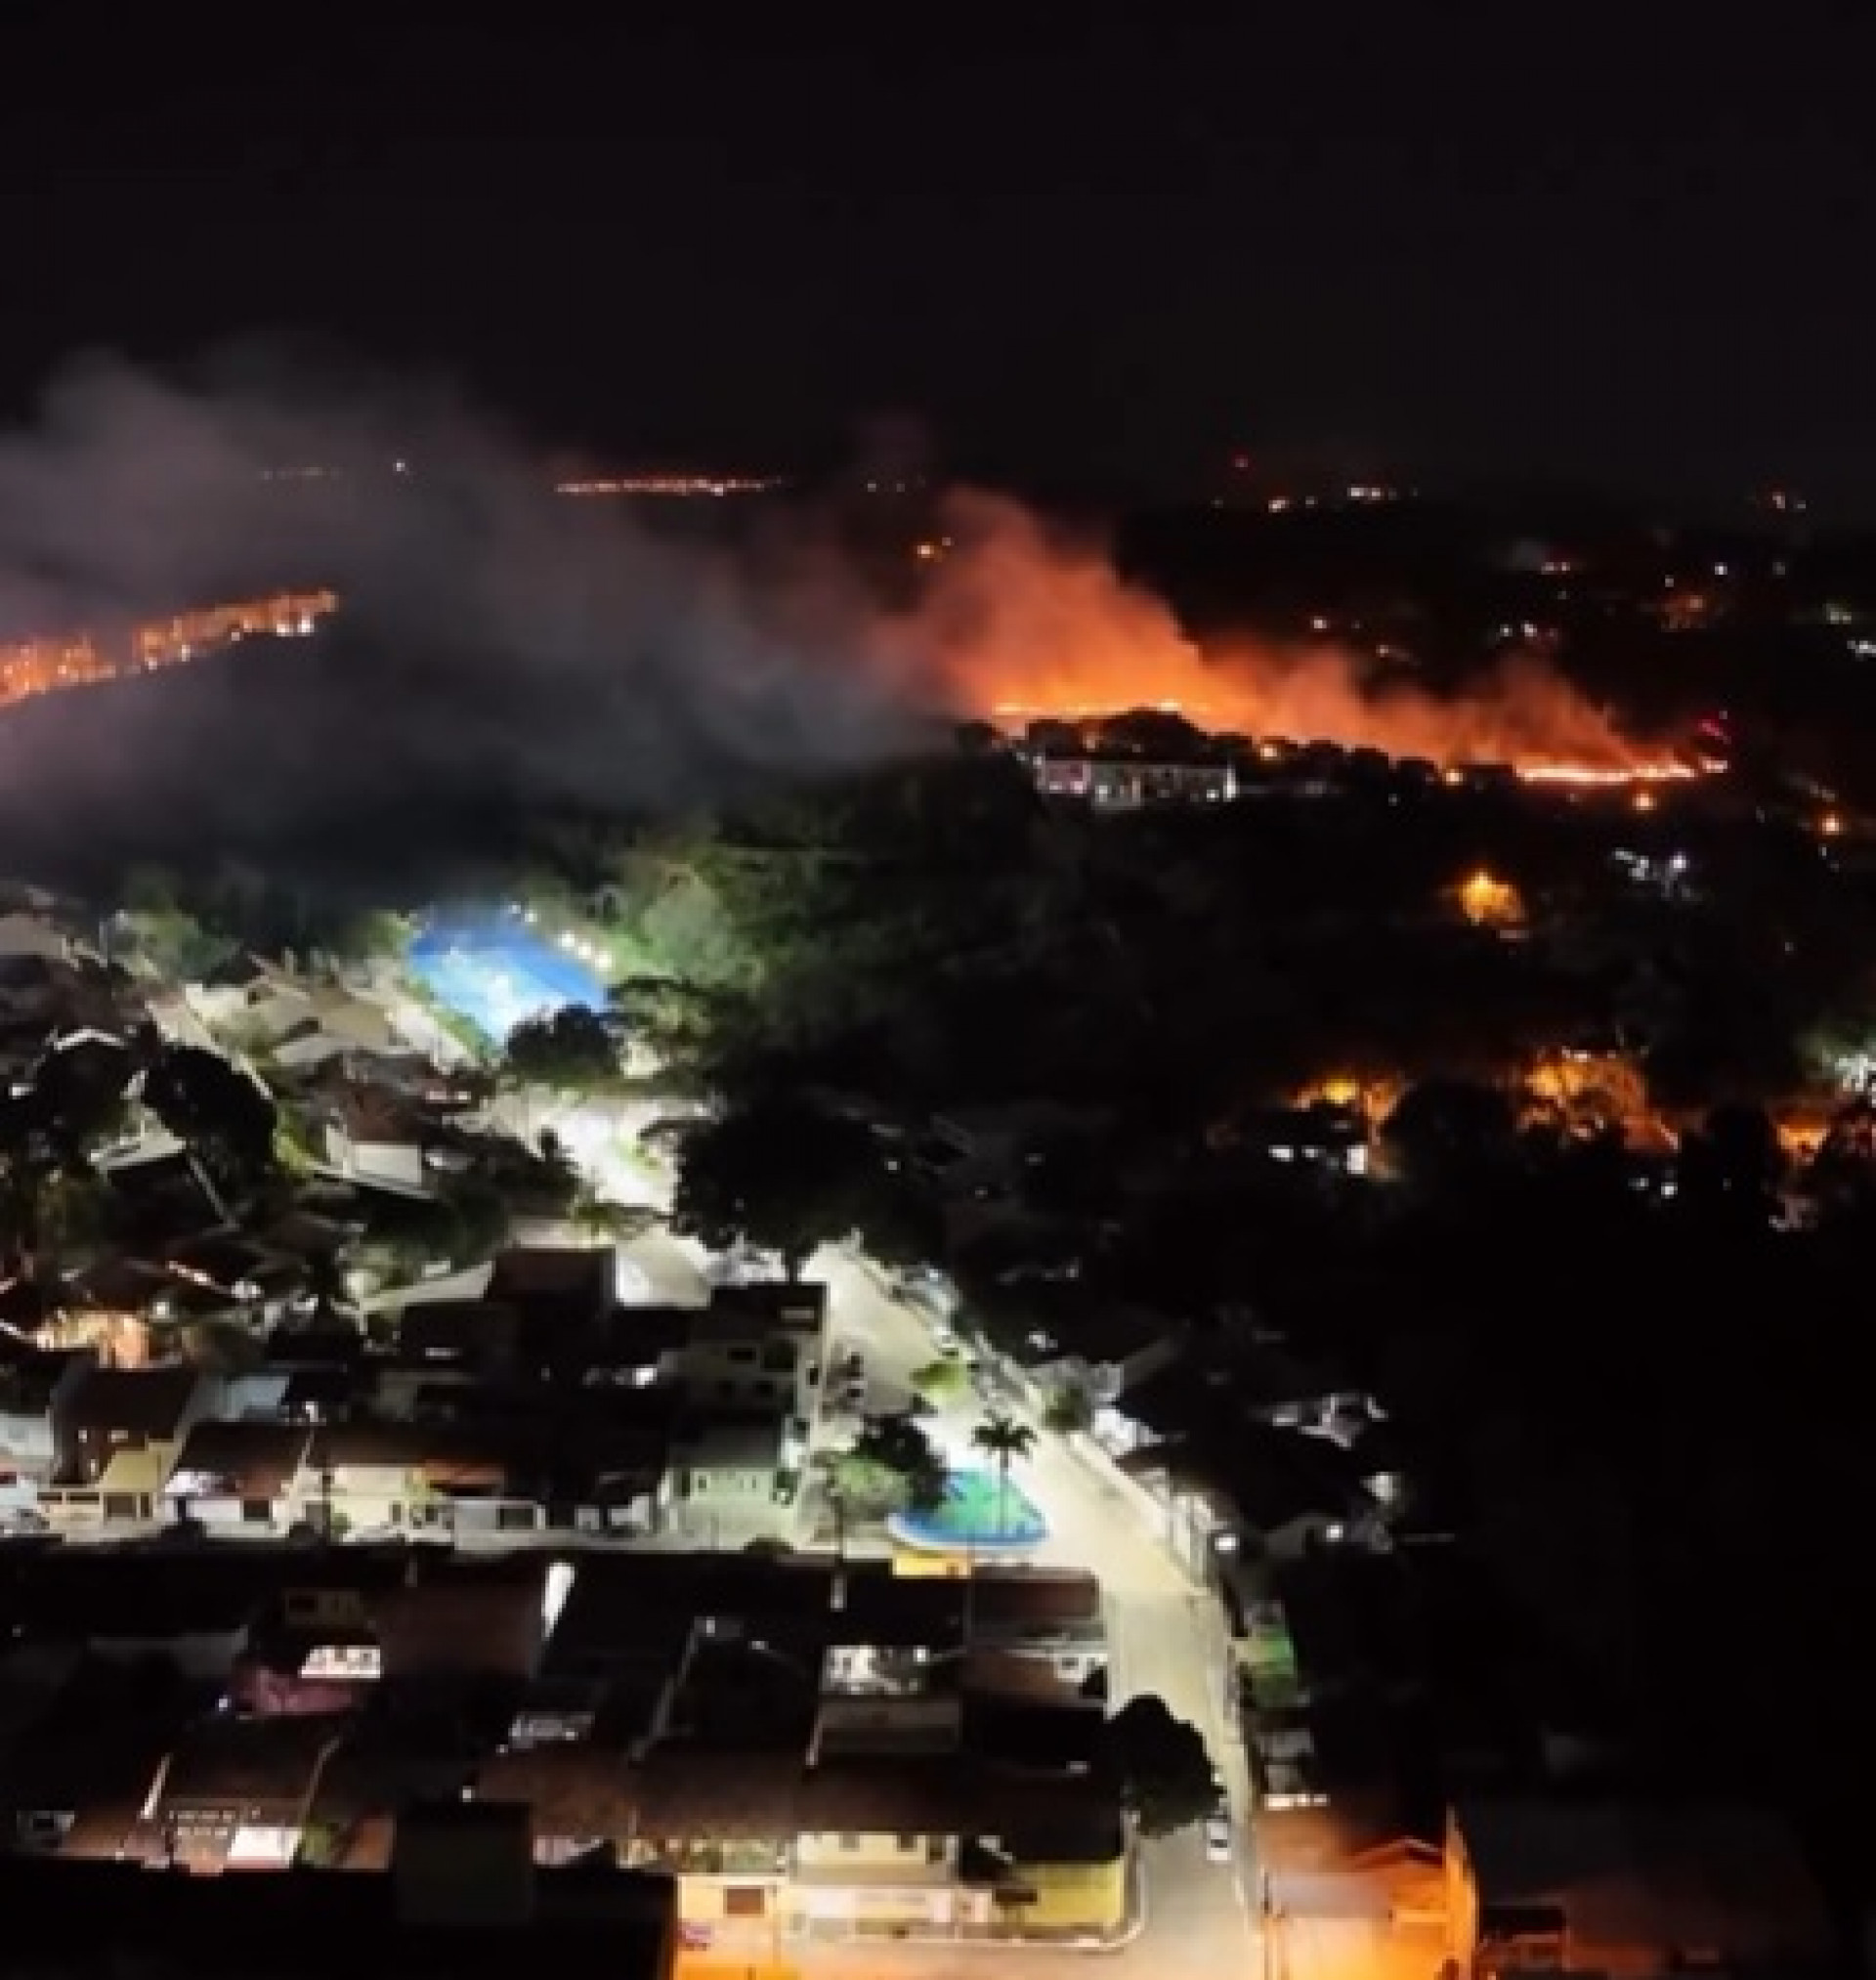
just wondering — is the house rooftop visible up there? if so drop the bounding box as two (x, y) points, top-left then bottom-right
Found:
(0, 1855), (676, 1980)
(630, 1744), (1123, 1859)
(1455, 1795), (1832, 1968)
(160, 1711), (354, 1810)
(59, 1363), (198, 1438)
(486, 1248), (613, 1302)
(1273, 1552), (1417, 1692)
(374, 1566), (547, 1679)
(833, 1565), (967, 1647)
(676, 1411), (787, 1471)
(0, 1547), (280, 1641)
(708, 1280), (827, 1330)
(398, 1299), (518, 1359)
(0, 1349), (87, 1415)
(329, 1083), (424, 1146)
(0, 1661), (195, 1819)
(309, 1418), (517, 1487)
(475, 1740), (636, 1838)
(967, 1571), (1103, 1637)
(167, 1419), (313, 1503)
(963, 1698), (1104, 1772)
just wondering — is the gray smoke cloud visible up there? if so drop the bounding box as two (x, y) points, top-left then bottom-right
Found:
(0, 351), (938, 856)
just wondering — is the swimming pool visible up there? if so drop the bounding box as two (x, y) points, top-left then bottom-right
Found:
(408, 910), (606, 1043)
(887, 1466), (1048, 1553)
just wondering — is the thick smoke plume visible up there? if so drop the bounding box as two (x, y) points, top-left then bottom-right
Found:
(0, 353), (928, 829)
(0, 356), (1650, 883)
(914, 493), (1646, 771)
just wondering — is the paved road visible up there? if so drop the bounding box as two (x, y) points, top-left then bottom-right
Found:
(341, 1028), (1265, 1976)
(818, 1253), (1261, 1980)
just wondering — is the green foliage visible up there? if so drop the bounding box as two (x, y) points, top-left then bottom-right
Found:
(568, 1192), (661, 1243)
(1097, 1696), (1217, 1838)
(1044, 1382), (1096, 1437)
(120, 906), (230, 982)
(320, 908), (411, 968)
(671, 1096), (891, 1277)
(31, 1039), (135, 1161)
(504, 1005), (621, 1093)
(442, 1179), (515, 1266)
(825, 1411), (949, 1516)
(142, 1044), (279, 1192)
(911, 1357), (969, 1405)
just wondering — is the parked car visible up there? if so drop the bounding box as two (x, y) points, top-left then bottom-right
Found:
(1204, 1808), (1233, 1866)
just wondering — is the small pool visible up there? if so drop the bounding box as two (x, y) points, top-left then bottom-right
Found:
(888, 1467), (1048, 1553)
(408, 909), (606, 1042)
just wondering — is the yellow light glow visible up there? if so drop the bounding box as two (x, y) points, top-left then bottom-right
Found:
(1458, 870), (1522, 927)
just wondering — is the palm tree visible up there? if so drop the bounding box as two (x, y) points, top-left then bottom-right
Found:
(970, 1411), (1038, 1543)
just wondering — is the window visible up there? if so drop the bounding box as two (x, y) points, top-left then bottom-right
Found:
(897, 1832), (919, 1852)
(723, 1885), (767, 1919)
(839, 1833), (860, 1852)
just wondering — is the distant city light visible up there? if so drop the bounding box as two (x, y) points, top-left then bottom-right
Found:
(555, 474), (784, 498)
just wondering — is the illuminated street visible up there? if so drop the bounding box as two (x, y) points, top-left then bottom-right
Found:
(815, 1253), (1261, 1980)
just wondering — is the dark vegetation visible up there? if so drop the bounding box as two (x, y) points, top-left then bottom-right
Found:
(15, 495), (1876, 1911)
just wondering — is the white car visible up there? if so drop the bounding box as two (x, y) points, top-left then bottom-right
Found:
(1203, 1811), (1233, 1865)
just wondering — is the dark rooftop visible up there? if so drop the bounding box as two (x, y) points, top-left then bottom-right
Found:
(61, 1363), (198, 1437)
(160, 1711), (353, 1809)
(168, 1419), (314, 1501)
(0, 1855), (676, 1980)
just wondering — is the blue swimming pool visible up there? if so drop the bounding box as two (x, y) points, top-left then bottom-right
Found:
(887, 1467), (1048, 1554)
(408, 910), (606, 1042)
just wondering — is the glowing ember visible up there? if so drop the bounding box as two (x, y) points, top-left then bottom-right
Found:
(1517, 762), (1699, 788)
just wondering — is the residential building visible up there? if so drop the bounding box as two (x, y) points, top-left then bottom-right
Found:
(708, 1277), (830, 1346)
(0, 1551), (276, 1680)
(0, 1838), (677, 1980)
(625, 1745), (1130, 1948)
(321, 1083), (433, 1192)
(660, 1306), (819, 1420)
(1444, 1797), (1833, 1979)
(0, 1352), (91, 1510)
(1031, 751), (1236, 808)
(143, 1713), (352, 1871)
(1004, 1301), (1182, 1415)
(0, 1544), (1130, 1949)
(965, 1572), (1107, 1685)
(484, 1247), (617, 1380)
(303, 1420), (543, 1538)
(670, 1412), (798, 1535)
(0, 913), (71, 963)
(46, 1363), (207, 1526)
(164, 1419), (316, 1531)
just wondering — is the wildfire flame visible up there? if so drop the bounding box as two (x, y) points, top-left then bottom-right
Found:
(911, 494), (1696, 786)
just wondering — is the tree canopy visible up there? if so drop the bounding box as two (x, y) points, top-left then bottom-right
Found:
(670, 1095), (900, 1278)
(504, 1005), (621, 1093)
(141, 1044), (278, 1191)
(1097, 1696), (1217, 1838)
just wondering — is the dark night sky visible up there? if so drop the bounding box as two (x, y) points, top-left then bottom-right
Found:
(3, 4), (1873, 504)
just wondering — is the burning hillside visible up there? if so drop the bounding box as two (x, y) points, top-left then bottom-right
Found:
(911, 493), (1692, 785)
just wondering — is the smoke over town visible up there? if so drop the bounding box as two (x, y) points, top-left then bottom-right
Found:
(0, 355), (1653, 870)
(915, 493), (1647, 773)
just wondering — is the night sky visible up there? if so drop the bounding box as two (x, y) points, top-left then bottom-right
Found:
(4, 5), (1873, 504)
